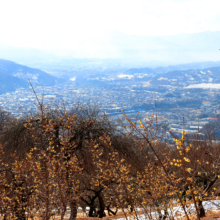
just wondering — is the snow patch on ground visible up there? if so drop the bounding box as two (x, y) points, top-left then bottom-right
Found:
(118, 74), (134, 79)
(200, 71), (207, 74)
(158, 77), (169, 81)
(185, 83), (220, 89)
(116, 200), (220, 220)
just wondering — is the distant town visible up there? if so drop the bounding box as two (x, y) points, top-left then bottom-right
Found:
(1, 61), (220, 143)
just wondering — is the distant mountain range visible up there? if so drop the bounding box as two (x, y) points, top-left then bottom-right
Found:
(117, 66), (220, 87)
(150, 66), (220, 86)
(77, 30), (220, 64)
(79, 63), (220, 89)
(0, 30), (220, 67)
(0, 59), (62, 94)
(1, 57), (220, 95)
(0, 42), (57, 65)
(153, 61), (220, 73)
(125, 67), (155, 74)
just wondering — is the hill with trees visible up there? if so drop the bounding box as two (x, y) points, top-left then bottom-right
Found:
(0, 101), (220, 220)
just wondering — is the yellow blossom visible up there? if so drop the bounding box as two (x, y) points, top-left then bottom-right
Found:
(184, 157), (190, 162)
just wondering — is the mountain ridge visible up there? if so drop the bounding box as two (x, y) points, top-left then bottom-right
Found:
(0, 59), (62, 94)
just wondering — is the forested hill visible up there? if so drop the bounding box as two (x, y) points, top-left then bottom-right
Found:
(0, 59), (62, 94)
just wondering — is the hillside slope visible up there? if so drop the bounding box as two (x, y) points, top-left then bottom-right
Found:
(0, 59), (62, 94)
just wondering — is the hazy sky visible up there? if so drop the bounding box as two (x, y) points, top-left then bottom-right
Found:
(0, 0), (220, 52)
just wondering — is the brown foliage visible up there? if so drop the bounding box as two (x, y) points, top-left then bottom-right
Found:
(0, 105), (220, 220)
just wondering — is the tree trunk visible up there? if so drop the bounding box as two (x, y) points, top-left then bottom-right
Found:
(162, 208), (168, 220)
(88, 206), (96, 217)
(157, 208), (163, 220)
(198, 200), (205, 218)
(97, 192), (105, 218)
(69, 200), (77, 220)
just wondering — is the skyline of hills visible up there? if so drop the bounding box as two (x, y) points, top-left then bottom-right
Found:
(0, 59), (62, 94)
(1, 57), (220, 95)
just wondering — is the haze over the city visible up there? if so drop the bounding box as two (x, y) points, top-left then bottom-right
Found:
(0, 0), (220, 65)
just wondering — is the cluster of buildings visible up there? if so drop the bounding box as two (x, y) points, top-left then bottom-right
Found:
(1, 78), (220, 141)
